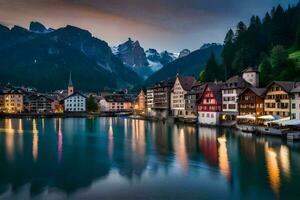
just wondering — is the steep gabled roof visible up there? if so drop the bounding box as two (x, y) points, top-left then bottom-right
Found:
(242, 66), (259, 73)
(266, 81), (298, 93)
(291, 85), (300, 93)
(222, 75), (251, 89)
(64, 91), (87, 100)
(238, 87), (267, 98)
(177, 76), (197, 91)
(104, 94), (134, 103)
(198, 82), (223, 104)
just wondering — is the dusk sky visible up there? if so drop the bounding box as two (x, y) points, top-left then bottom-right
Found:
(0, 0), (298, 52)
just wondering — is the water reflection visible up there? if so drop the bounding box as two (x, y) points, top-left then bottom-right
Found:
(173, 127), (188, 173)
(0, 118), (298, 199)
(58, 118), (63, 163)
(217, 135), (231, 179)
(265, 143), (280, 196)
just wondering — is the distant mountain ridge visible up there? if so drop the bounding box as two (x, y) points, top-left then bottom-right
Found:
(144, 43), (223, 86)
(0, 22), (142, 92)
(112, 38), (177, 79)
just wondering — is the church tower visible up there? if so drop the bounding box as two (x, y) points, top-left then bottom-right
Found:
(242, 67), (259, 87)
(68, 72), (74, 96)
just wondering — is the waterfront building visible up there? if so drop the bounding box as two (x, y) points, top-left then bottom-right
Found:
(0, 88), (4, 112)
(64, 92), (87, 112)
(152, 80), (174, 118)
(170, 75), (197, 117)
(2, 88), (24, 113)
(291, 86), (300, 119)
(184, 82), (206, 119)
(24, 94), (55, 113)
(264, 81), (298, 117)
(238, 87), (266, 117)
(221, 75), (251, 121)
(136, 90), (146, 111)
(197, 83), (223, 125)
(146, 87), (155, 116)
(242, 66), (259, 87)
(99, 94), (134, 112)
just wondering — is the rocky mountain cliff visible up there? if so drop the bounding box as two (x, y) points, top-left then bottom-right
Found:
(0, 22), (142, 92)
(113, 38), (177, 79)
(144, 43), (223, 86)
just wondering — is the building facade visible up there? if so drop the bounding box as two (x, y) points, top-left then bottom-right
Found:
(291, 86), (300, 119)
(24, 94), (54, 113)
(238, 87), (265, 117)
(152, 80), (174, 118)
(3, 89), (24, 113)
(264, 81), (296, 117)
(64, 92), (87, 112)
(197, 83), (222, 125)
(185, 83), (206, 118)
(221, 75), (251, 120)
(136, 90), (146, 111)
(170, 76), (196, 117)
(99, 94), (133, 112)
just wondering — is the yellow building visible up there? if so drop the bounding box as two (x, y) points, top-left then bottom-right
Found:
(3, 89), (24, 113)
(136, 90), (146, 111)
(264, 81), (297, 117)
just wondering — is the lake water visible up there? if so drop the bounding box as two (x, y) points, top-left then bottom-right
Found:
(0, 117), (299, 200)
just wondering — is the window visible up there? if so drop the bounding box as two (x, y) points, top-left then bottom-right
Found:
(292, 103), (296, 109)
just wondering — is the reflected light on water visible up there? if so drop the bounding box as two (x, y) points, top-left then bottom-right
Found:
(174, 127), (188, 174)
(58, 118), (63, 163)
(18, 119), (23, 134)
(265, 143), (280, 197)
(32, 119), (38, 162)
(108, 118), (114, 160)
(217, 135), (231, 179)
(279, 145), (290, 178)
(5, 119), (15, 162)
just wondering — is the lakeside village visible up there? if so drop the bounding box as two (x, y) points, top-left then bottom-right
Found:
(2, 67), (300, 141)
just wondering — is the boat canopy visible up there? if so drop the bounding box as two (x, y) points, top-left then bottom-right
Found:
(269, 117), (291, 125)
(280, 119), (300, 126)
(237, 114), (256, 120)
(258, 115), (281, 120)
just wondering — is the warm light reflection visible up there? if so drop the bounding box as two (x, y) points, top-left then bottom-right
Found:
(217, 135), (231, 179)
(265, 143), (280, 197)
(5, 119), (15, 162)
(108, 118), (114, 160)
(280, 145), (290, 178)
(124, 118), (128, 136)
(42, 118), (45, 130)
(58, 118), (63, 163)
(174, 127), (188, 173)
(18, 119), (23, 134)
(32, 119), (38, 162)
(132, 120), (145, 159)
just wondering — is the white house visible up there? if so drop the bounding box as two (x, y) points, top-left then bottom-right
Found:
(291, 86), (300, 119)
(221, 75), (251, 120)
(170, 75), (196, 117)
(64, 92), (87, 112)
(146, 88), (155, 116)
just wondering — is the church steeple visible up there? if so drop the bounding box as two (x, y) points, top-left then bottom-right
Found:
(68, 72), (74, 96)
(68, 72), (73, 87)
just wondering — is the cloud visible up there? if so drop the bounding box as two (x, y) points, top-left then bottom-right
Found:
(0, 0), (297, 51)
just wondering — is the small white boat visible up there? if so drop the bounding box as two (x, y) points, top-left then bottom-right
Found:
(236, 124), (256, 133)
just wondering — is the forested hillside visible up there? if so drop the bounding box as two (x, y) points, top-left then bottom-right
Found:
(201, 2), (300, 86)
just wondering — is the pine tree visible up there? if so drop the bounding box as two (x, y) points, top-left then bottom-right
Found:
(87, 95), (98, 113)
(204, 53), (219, 82)
(294, 25), (300, 50)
